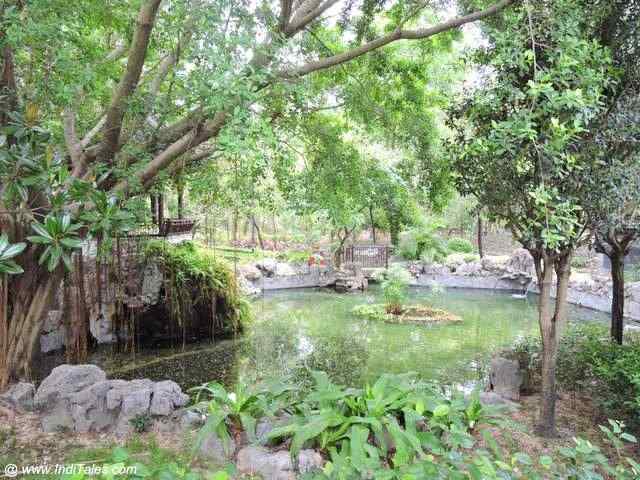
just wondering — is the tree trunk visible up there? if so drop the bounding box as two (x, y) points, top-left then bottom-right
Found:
(150, 194), (158, 225)
(177, 184), (184, 219)
(4, 267), (63, 381)
(477, 214), (484, 258)
(534, 251), (571, 437)
(250, 215), (256, 246)
(535, 253), (558, 437)
(0, 274), (8, 390)
(334, 228), (351, 268)
(251, 216), (265, 250)
(369, 206), (376, 245)
(232, 208), (239, 243)
(610, 250), (625, 345)
(158, 193), (165, 231)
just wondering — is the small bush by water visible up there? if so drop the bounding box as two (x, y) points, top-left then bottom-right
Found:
(380, 264), (412, 314)
(511, 323), (640, 431)
(398, 223), (449, 262)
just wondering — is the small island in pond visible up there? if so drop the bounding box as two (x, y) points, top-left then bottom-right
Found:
(352, 303), (462, 325)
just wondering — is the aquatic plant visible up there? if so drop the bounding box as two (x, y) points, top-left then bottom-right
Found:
(144, 240), (251, 335)
(380, 265), (412, 314)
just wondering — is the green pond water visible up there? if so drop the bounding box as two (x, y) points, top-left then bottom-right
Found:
(91, 286), (608, 391)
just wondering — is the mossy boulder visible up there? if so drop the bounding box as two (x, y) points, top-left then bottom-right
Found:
(143, 240), (251, 338)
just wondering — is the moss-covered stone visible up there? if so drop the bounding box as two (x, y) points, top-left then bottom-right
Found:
(144, 241), (251, 333)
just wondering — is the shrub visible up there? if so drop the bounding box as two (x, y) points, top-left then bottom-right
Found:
(129, 413), (153, 434)
(381, 265), (411, 314)
(398, 223), (448, 262)
(447, 237), (474, 254)
(512, 323), (640, 430)
(67, 373), (640, 480)
(398, 231), (419, 260)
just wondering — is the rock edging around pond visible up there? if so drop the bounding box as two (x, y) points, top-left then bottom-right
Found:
(238, 249), (640, 324)
(19, 364), (193, 436)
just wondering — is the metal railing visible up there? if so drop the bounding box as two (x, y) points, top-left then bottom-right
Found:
(339, 245), (390, 268)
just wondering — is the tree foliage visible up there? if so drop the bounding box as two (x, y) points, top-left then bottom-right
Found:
(449, 0), (615, 436)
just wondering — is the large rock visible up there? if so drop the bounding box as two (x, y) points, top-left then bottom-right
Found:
(274, 262), (297, 277)
(480, 255), (510, 273)
(505, 249), (535, 275)
(179, 409), (204, 430)
(240, 264), (263, 281)
(334, 263), (367, 292)
(89, 303), (117, 344)
(256, 259), (278, 277)
(34, 364), (106, 409)
(34, 364), (190, 435)
(456, 260), (483, 276)
(69, 380), (119, 433)
(150, 380), (189, 416)
(197, 431), (236, 464)
(478, 392), (519, 411)
(141, 263), (163, 305)
(0, 382), (35, 411)
(238, 275), (261, 297)
(444, 253), (468, 271)
(488, 357), (523, 402)
(255, 416), (291, 445)
(107, 379), (154, 436)
(40, 310), (65, 353)
(236, 446), (323, 480)
(255, 259), (297, 278)
(421, 263), (449, 276)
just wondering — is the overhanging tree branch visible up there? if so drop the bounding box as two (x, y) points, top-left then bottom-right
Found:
(96, 0), (163, 165)
(281, 0), (516, 78)
(63, 108), (85, 174)
(285, 0), (340, 37)
(113, 111), (228, 192)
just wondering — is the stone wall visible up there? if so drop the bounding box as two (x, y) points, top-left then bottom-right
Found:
(237, 250), (640, 327)
(38, 235), (187, 354)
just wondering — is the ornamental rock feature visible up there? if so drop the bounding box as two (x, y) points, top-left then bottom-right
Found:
(34, 364), (189, 435)
(488, 357), (523, 402)
(0, 382), (36, 411)
(236, 446), (324, 480)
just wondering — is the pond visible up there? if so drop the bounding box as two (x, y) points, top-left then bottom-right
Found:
(67, 286), (608, 391)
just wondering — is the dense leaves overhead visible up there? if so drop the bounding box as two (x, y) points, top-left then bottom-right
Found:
(450, 0), (615, 252)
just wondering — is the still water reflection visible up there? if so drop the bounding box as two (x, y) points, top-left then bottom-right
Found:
(36, 287), (608, 390)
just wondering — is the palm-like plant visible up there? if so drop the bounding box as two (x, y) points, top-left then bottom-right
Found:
(0, 234), (27, 275)
(27, 214), (83, 271)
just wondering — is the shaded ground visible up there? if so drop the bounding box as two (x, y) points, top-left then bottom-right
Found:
(478, 391), (640, 468)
